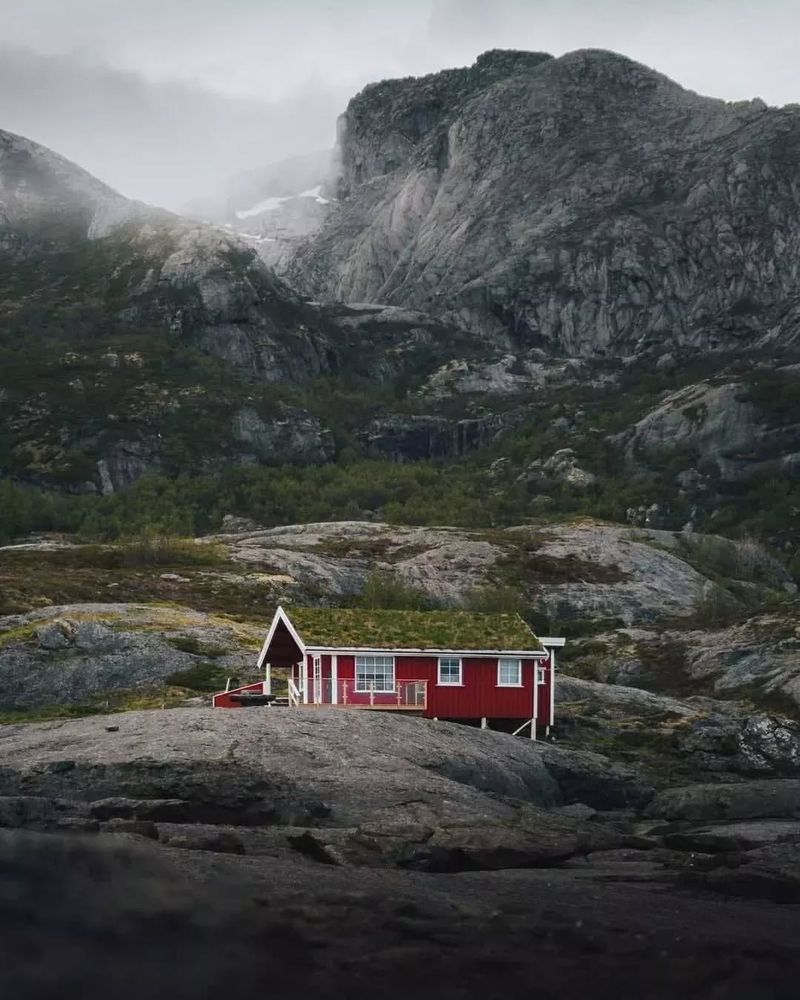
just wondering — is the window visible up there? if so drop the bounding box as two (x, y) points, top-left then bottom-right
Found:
(497, 658), (522, 687)
(355, 655), (395, 692)
(537, 665), (547, 685)
(438, 657), (462, 686)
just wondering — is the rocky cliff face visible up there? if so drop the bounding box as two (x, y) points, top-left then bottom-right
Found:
(3, 58), (799, 533)
(289, 49), (800, 358)
(0, 129), (492, 492)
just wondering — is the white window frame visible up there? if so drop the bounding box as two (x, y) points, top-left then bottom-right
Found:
(437, 656), (463, 686)
(497, 657), (522, 687)
(537, 665), (547, 685)
(355, 654), (395, 693)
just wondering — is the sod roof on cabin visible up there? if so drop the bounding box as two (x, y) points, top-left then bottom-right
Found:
(284, 608), (541, 651)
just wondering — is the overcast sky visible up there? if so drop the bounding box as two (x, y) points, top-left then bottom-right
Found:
(1, 0), (797, 208)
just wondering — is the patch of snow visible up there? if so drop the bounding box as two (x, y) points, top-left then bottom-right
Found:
(240, 232), (276, 243)
(235, 184), (331, 220)
(296, 184), (330, 205)
(236, 195), (291, 219)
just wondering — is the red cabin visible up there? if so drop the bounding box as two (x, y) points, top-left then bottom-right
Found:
(214, 606), (564, 739)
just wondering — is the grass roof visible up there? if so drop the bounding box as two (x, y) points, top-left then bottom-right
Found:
(285, 607), (540, 651)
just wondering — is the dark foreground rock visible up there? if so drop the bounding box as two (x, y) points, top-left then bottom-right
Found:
(1, 708), (799, 997)
(692, 843), (800, 903)
(2, 828), (800, 1000)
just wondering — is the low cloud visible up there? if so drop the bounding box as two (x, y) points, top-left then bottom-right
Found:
(0, 0), (797, 208)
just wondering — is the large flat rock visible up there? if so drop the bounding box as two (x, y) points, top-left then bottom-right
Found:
(0, 707), (652, 826)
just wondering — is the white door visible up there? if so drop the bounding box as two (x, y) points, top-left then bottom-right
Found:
(313, 655), (322, 704)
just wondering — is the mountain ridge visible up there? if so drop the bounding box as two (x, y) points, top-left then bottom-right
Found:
(288, 47), (800, 358)
(0, 50), (799, 551)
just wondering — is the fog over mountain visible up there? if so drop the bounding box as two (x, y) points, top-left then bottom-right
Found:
(0, 46), (347, 209)
(1, 0), (799, 208)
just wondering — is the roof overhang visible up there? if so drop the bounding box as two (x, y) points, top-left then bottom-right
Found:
(257, 606), (307, 668)
(304, 645), (549, 658)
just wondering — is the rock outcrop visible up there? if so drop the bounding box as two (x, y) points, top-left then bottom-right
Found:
(218, 519), (770, 623)
(555, 675), (800, 781)
(645, 779), (800, 822)
(567, 614), (800, 714)
(615, 378), (800, 482)
(0, 604), (263, 711)
(290, 49), (800, 358)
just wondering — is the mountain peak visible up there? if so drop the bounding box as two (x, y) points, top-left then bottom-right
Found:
(470, 48), (553, 77)
(0, 126), (131, 238)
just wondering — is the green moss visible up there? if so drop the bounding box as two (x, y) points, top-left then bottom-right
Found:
(286, 606), (539, 650)
(0, 686), (193, 725)
(0, 622), (39, 650)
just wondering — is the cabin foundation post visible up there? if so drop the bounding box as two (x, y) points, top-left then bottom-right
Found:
(481, 717), (489, 729)
(531, 718), (537, 741)
(264, 662), (271, 697)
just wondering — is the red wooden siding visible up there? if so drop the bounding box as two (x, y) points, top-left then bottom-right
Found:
(333, 653), (539, 719)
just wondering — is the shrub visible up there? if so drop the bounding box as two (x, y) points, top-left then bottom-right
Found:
(691, 582), (743, 627)
(117, 535), (222, 567)
(355, 570), (436, 611)
(463, 584), (528, 616)
(679, 533), (787, 587)
(166, 662), (235, 692)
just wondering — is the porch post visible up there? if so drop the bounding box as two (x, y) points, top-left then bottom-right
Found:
(302, 657), (309, 704)
(331, 655), (338, 705)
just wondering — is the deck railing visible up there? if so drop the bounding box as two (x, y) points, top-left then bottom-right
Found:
(288, 678), (302, 708)
(310, 678), (427, 710)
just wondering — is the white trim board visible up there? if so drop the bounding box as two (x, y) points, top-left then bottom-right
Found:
(304, 645), (548, 658)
